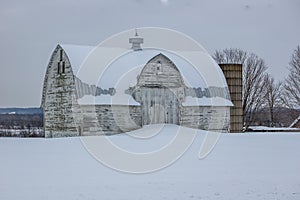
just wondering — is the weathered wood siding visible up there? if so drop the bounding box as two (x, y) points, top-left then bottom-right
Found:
(135, 53), (185, 126)
(180, 106), (230, 132)
(42, 45), (82, 137)
(80, 105), (142, 135)
(137, 54), (185, 89)
(137, 87), (180, 125)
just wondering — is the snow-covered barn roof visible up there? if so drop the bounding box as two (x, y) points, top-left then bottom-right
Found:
(60, 44), (227, 88)
(60, 44), (95, 75)
(59, 44), (232, 106)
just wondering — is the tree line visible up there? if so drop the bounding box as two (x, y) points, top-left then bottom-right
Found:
(214, 46), (300, 128)
(0, 113), (44, 137)
(0, 113), (43, 129)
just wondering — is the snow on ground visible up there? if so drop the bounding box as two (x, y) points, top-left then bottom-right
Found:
(0, 125), (300, 200)
(248, 126), (300, 132)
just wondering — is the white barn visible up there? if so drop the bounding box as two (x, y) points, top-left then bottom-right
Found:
(41, 34), (234, 137)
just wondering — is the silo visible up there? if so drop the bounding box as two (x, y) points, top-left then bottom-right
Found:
(219, 64), (243, 132)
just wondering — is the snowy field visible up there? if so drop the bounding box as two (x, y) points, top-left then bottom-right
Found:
(0, 125), (300, 200)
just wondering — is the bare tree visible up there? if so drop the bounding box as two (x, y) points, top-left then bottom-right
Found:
(264, 74), (282, 126)
(213, 48), (268, 127)
(282, 46), (300, 108)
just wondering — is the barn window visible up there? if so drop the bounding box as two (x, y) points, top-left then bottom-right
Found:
(60, 49), (63, 61)
(157, 60), (162, 70)
(62, 61), (65, 74)
(57, 62), (60, 74)
(57, 61), (65, 74)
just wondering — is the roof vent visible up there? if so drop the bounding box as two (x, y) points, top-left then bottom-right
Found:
(129, 29), (143, 51)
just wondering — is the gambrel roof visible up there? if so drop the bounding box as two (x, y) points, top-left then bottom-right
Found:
(60, 44), (228, 88)
(59, 44), (232, 106)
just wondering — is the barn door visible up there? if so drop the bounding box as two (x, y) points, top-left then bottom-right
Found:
(142, 87), (179, 125)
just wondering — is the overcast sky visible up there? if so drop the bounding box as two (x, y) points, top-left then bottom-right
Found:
(0, 0), (299, 107)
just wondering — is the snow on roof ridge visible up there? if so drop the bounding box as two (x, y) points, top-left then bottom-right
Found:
(60, 43), (95, 47)
(60, 43), (132, 50)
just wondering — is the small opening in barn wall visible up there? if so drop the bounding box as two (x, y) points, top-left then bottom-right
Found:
(57, 62), (60, 74)
(157, 60), (161, 70)
(62, 61), (65, 74)
(59, 49), (63, 61)
(57, 62), (65, 75)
